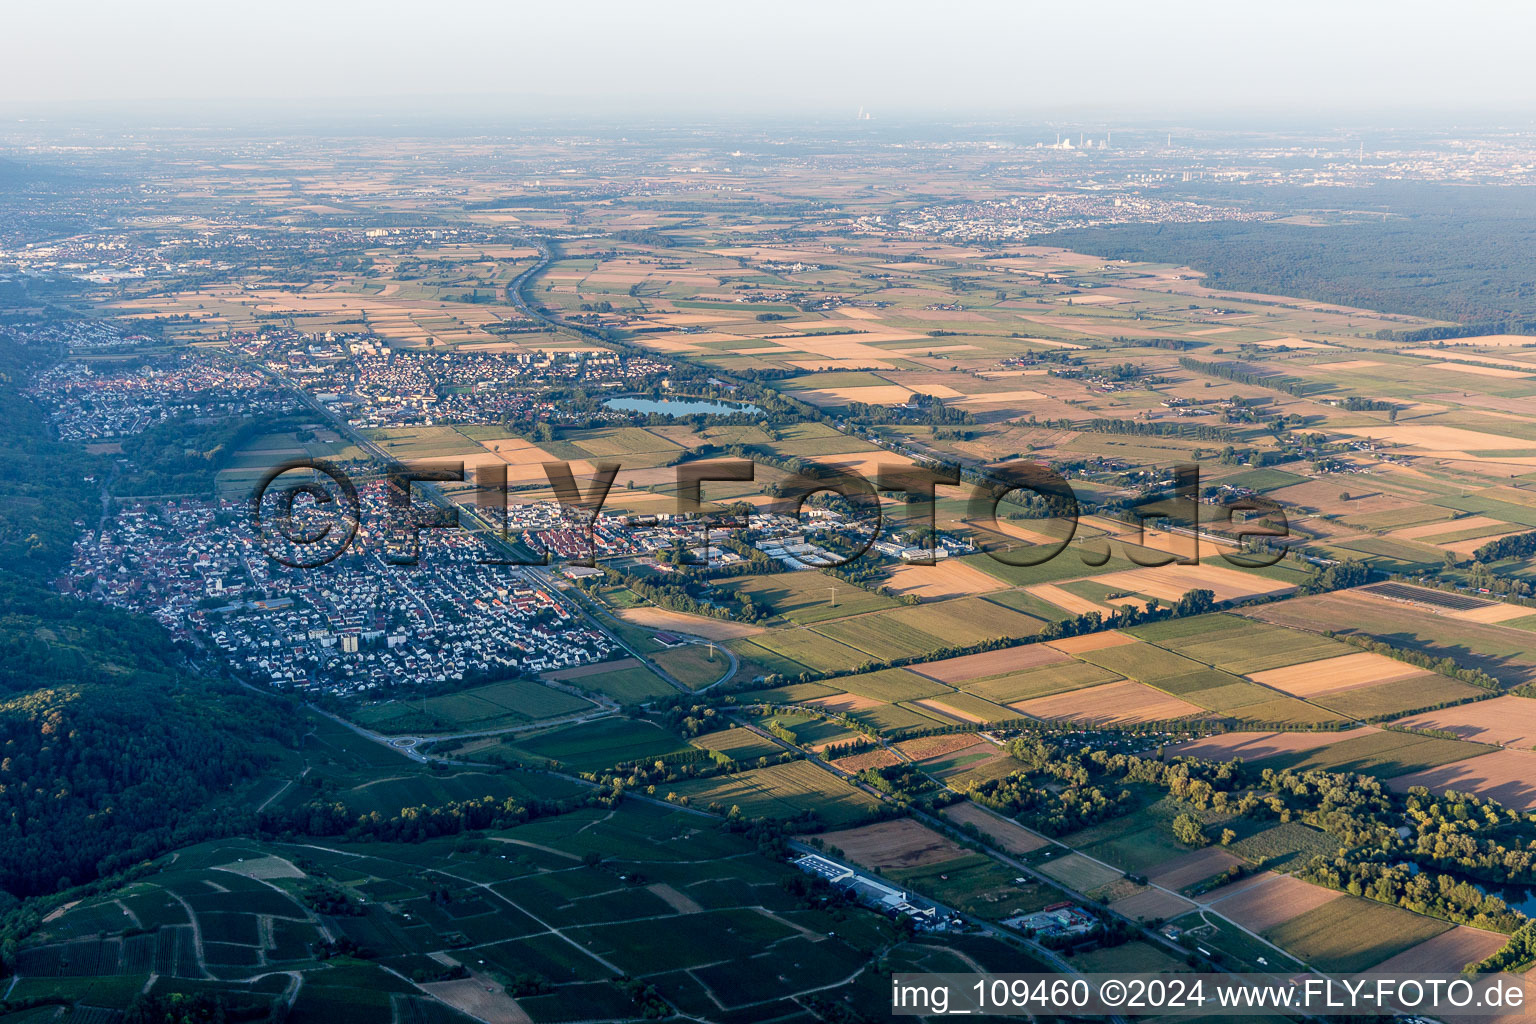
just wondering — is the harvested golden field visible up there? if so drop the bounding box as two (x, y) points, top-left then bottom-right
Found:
(1027, 583), (1108, 615)
(1147, 848), (1244, 891)
(879, 559), (1008, 600)
(806, 692), (885, 713)
(912, 696), (1005, 724)
(897, 733), (987, 761)
(912, 644), (1070, 684)
(950, 388), (1048, 405)
(1037, 853), (1123, 892)
(802, 452), (924, 482)
(616, 606), (764, 640)
(421, 972), (530, 1024)
(1207, 873), (1342, 932)
(1046, 630), (1139, 654)
(795, 384), (913, 406)
(1248, 652), (1424, 697)
(1414, 333), (1536, 347)
(1392, 515), (1513, 540)
(943, 801), (1049, 855)
(1424, 361), (1531, 378)
(1454, 603), (1535, 624)
(1111, 888), (1196, 923)
(1393, 696), (1536, 749)
(1367, 925), (1508, 973)
(1094, 562), (1297, 604)
(830, 748), (903, 772)
(815, 819), (971, 871)
(1388, 749), (1536, 809)
(548, 657), (644, 680)
(1167, 727), (1381, 762)
(1011, 679), (1203, 726)
(1332, 424), (1536, 460)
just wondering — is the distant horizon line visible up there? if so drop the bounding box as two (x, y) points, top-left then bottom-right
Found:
(2, 101), (1533, 136)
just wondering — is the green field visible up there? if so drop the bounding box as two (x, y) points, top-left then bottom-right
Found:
(667, 760), (881, 824)
(690, 727), (784, 762)
(1260, 730), (1497, 778)
(742, 628), (871, 674)
(648, 643), (731, 689)
(887, 853), (1056, 920)
(1130, 614), (1357, 675)
(353, 679), (593, 734)
(499, 717), (692, 773)
(1227, 821), (1340, 870)
(1315, 676), (1490, 720)
(1251, 594), (1536, 686)
(879, 597), (1045, 646)
(959, 661), (1121, 703)
(813, 613), (950, 661)
(849, 702), (950, 735)
(836, 667), (952, 702)
(564, 661), (677, 703)
(1265, 898), (1451, 972)
(1076, 642), (1208, 682)
(715, 573), (896, 624)
(1172, 912), (1304, 974)
(1218, 696), (1349, 728)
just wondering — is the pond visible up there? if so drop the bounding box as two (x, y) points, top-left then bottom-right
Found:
(1405, 860), (1536, 915)
(603, 395), (762, 417)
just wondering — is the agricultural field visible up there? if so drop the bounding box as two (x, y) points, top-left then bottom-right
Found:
(6, 798), (1039, 1024)
(688, 726), (783, 762)
(712, 573), (896, 624)
(1204, 873), (1343, 934)
(1055, 794), (1234, 875)
(942, 801), (1051, 855)
(1265, 897), (1452, 973)
(1390, 694), (1536, 748)
(647, 643), (732, 689)
(1248, 589), (1536, 687)
(886, 854), (1058, 921)
(1012, 679), (1205, 726)
(1035, 853), (1123, 892)
(1259, 729), (1499, 779)
(1387, 748), (1536, 810)
(39, 119), (1536, 998)
(1166, 727), (1383, 763)
(353, 679), (595, 734)
(664, 760), (883, 825)
(1368, 926), (1510, 973)
(488, 716), (693, 774)
(815, 819), (973, 872)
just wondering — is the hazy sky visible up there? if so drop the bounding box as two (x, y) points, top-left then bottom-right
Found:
(3, 0), (1532, 123)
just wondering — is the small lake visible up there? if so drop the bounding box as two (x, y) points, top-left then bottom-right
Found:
(1472, 877), (1536, 916)
(1407, 861), (1536, 916)
(604, 395), (761, 417)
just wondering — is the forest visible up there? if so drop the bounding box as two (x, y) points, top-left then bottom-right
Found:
(0, 333), (298, 898)
(1044, 184), (1536, 323)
